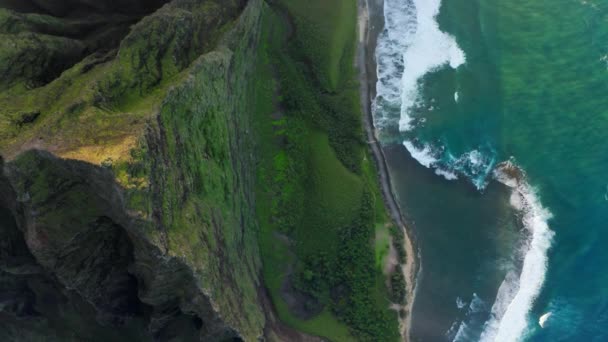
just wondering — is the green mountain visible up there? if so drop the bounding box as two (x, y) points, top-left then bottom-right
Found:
(0, 0), (407, 340)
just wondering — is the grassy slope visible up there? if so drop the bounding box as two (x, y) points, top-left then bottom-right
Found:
(280, 0), (355, 91)
(253, 2), (399, 341)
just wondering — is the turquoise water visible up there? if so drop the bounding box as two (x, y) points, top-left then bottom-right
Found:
(374, 0), (608, 340)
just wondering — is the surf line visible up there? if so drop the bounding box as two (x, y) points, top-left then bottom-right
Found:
(479, 161), (555, 342)
(374, 0), (500, 189)
(373, 0), (465, 132)
(395, 0), (465, 131)
(374, 0), (555, 339)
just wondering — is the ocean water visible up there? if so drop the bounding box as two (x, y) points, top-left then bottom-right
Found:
(373, 0), (608, 341)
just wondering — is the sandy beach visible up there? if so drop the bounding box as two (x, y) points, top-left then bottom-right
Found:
(356, 0), (419, 341)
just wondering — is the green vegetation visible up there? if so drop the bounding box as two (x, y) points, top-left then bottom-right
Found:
(390, 270), (407, 305)
(2, 1), (269, 340)
(124, 2), (268, 338)
(253, 2), (400, 341)
(279, 0), (356, 91)
(0, 0), (245, 160)
(0, 0), (405, 339)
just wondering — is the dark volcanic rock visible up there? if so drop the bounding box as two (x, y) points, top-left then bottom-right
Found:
(0, 0), (280, 340)
(0, 151), (241, 340)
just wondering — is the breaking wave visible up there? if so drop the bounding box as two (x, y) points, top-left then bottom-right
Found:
(403, 140), (496, 189)
(374, 0), (465, 131)
(373, 1), (555, 341)
(479, 161), (555, 342)
(374, 0), (489, 188)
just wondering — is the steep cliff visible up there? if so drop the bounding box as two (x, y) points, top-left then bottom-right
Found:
(0, 0), (268, 340)
(0, 0), (405, 340)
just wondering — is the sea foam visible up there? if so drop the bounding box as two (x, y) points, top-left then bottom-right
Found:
(402, 140), (458, 180)
(373, 0), (417, 130)
(539, 312), (551, 328)
(403, 140), (438, 168)
(479, 162), (555, 342)
(376, 0), (482, 186)
(398, 0), (465, 131)
(373, 0), (465, 131)
(375, 1), (554, 341)
(403, 140), (495, 188)
(451, 293), (488, 342)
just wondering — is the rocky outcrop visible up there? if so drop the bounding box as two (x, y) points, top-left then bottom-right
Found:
(0, 151), (242, 340)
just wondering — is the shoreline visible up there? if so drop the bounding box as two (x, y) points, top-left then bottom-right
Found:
(356, 0), (419, 341)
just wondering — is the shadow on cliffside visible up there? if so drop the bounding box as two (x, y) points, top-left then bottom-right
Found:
(0, 152), (242, 341)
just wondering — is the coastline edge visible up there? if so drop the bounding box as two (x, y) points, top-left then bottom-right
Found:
(356, 0), (420, 341)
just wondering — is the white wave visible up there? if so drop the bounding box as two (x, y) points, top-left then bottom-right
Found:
(480, 162), (555, 342)
(454, 91), (459, 102)
(480, 270), (520, 338)
(539, 312), (551, 328)
(373, 0), (417, 129)
(467, 150), (483, 166)
(532, 300), (582, 339)
(398, 0), (466, 131)
(403, 141), (496, 188)
(436, 168), (459, 180)
(453, 321), (471, 341)
(452, 293), (488, 342)
(459, 150), (496, 189)
(373, 0), (465, 131)
(403, 140), (438, 168)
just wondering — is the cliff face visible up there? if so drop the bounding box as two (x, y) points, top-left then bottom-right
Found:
(1, 152), (221, 341)
(139, 0), (266, 337)
(0, 0), (268, 340)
